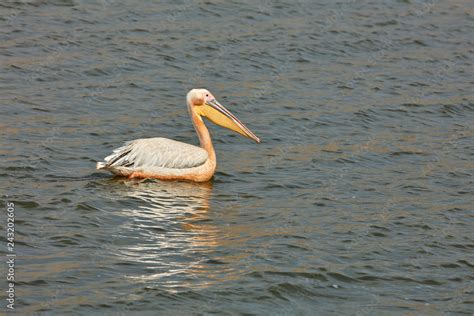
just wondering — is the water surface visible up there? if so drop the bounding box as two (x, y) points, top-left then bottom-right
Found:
(1, 0), (473, 314)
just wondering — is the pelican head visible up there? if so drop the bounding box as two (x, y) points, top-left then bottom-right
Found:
(187, 89), (260, 143)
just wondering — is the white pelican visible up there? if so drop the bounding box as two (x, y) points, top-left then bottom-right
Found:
(96, 89), (260, 182)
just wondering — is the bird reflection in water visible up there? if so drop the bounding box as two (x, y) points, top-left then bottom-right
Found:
(109, 178), (223, 290)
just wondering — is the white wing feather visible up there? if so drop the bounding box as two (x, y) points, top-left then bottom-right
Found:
(98, 137), (208, 169)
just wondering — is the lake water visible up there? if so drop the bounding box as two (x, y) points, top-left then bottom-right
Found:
(1, 0), (473, 314)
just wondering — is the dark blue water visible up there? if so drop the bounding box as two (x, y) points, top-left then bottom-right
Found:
(1, 0), (473, 314)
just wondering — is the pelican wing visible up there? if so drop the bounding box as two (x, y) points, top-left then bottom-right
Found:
(99, 137), (208, 169)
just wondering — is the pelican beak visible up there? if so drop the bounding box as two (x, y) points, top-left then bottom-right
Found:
(200, 99), (261, 143)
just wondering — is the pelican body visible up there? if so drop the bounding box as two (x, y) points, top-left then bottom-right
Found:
(97, 89), (260, 182)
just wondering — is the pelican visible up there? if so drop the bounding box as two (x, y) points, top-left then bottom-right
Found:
(96, 89), (260, 182)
